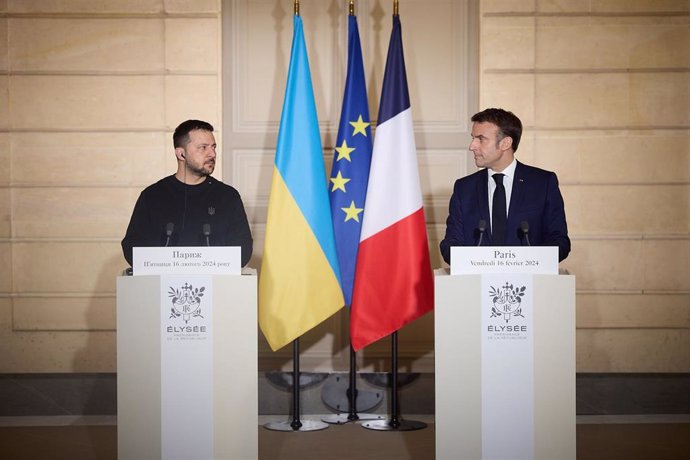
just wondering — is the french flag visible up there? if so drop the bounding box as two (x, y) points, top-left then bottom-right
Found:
(350, 13), (434, 352)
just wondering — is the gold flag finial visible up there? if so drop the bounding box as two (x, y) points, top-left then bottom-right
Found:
(349, 0), (355, 16)
(294, 0), (299, 16)
(393, 0), (399, 16)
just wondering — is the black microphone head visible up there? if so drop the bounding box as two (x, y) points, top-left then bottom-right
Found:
(203, 223), (211, 236)
(520, 221), (529, 233)
(165, 222), (174, 236)
(476, 219), (487, 247)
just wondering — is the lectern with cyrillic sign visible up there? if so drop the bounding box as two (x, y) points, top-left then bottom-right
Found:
(117, 247), (257, 460)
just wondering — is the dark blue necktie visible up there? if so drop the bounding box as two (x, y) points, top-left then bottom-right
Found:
(492, 173), (506, 246)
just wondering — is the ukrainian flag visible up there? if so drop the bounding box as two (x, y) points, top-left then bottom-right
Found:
(259, 15), (344, 351)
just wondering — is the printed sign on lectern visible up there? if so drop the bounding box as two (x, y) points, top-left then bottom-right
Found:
(126, 247), (243, 458)
(450, 246), (558, 460)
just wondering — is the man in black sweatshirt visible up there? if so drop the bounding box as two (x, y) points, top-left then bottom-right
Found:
(121, 120), (253, 267)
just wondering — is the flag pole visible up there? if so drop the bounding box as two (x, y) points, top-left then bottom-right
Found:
(264, 338), (330, 432)
(360, 332), (426, 431)
(356, 0), (429, 432)
(262, 2), (331, 432)
(322, 342), (383, 425)
(291, 339), (302, 430)
(341, 0), (375, 425)
(320, 0), (383, 426)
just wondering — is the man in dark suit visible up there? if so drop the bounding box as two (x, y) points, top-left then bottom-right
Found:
(440, 108), (570, 264)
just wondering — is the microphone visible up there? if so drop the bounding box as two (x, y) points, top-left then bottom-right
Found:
(520, 221), (531, 246)
(164, 222), (174, 247)
(203, 224), (211, 246)
(477, 219), (487, 246)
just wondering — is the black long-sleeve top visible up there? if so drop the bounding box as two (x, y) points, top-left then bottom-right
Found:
(121, 175), (253, 266)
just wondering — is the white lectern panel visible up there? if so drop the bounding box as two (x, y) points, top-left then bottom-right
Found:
(435, 273), (575, 460)
(117, 274), (258, 460)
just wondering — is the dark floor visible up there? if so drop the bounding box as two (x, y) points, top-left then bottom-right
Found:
(1, 373), (689, 459)
(1, 420), (690, 459)
(2, 373), (689, 417)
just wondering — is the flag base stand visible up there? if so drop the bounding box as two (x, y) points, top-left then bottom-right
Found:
(322, 412), (383, 425)
(361, 419), (426, 431)
(322, 346), (384, 424)
(361, 331), (427, 432)
(264, 420), (329, 432)
(263, 338), (329, 433)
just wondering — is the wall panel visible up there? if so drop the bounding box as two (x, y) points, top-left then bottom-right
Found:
(165, 18), (219, 72)
(536, 16), (690, 69)
(534, 130), (690, 184)
(9, 18), (165, 72)
(165, 0), (219, 14)
(13, 189), (133, 238)
(0, 18), (7, 70)
(481, 73), (536, 126)
(7, 0), (162, 14)
(10, 75), (166, 130)
(13, 242), (122, 293)
(563, 184), (689, 235)
(0, 76), (8, 129)
(13, 297), (116, 331)
(10, 132), (167, 186)
(0, 243), (10, 291)
(0, 133), (8, 185)
(577, 293), (690, 328)
(481, 17), (535, 69)
(164, 75), (220, 128)
(0, 1), (222, 372)
(577, 329), (690, 372)
(481, 1), (690, 372)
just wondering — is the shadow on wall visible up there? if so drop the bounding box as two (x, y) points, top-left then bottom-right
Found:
(71, 252), (121, 458)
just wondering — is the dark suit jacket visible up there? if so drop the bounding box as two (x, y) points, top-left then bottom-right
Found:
(439, 161), (571, 264)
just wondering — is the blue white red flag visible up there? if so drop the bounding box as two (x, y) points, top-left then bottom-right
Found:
(350, 13), (434, 351)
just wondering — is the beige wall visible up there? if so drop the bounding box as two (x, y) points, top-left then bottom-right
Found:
(0, 0), (688, 373)
(0, 0), (222, 372)
(479, 0), (690, 372)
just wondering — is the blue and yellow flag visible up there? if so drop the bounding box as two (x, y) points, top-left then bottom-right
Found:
(329, 14), (372, 306)
(259, 15), (344, 351)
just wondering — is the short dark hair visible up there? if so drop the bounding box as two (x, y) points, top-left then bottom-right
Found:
(471, 108), (522, 152)
(173, 120), (214, 148)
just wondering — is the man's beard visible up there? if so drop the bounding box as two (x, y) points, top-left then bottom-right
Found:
(188, 160), (215, 177)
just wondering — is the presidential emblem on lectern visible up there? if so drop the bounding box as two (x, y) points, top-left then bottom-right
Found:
(168, 283), (205, 323)
(489, 282), (526, 323)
